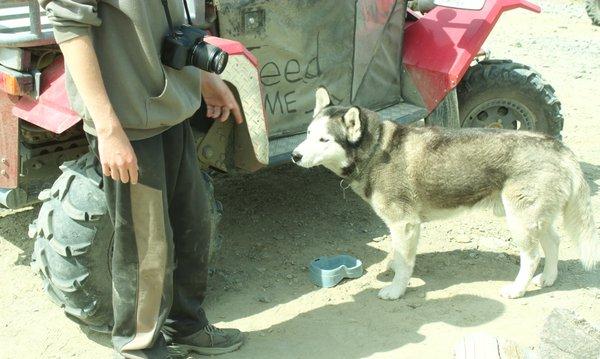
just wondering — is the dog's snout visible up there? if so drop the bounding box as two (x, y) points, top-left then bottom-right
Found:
(291, 152), (303, 163)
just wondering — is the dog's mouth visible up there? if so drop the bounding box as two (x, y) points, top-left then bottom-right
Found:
(291, 151), (316, 168)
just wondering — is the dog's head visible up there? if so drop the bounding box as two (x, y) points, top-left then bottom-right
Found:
(292, 87), (364, 171)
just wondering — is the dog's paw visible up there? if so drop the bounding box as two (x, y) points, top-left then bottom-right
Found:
(500, 283), (526, 299)
(378, 284), (406, 300)
(532, 273), (557, 288)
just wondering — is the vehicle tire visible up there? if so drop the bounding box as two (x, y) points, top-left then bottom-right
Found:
(424, 89), (461, 128)
(586, 0), (600, 26)
(30, 153), (223, 332)
(29, 153), (113, 331)
(457, 60), (563, 138)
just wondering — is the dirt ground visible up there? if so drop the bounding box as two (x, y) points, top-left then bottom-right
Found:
(1, 1), (600, 358)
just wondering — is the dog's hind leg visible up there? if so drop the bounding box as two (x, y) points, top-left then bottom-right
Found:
(501, 244), (540, 299)
(500, 189), (552, 298)
(378, 221), (421, 300)
(532, 227), (560, 288)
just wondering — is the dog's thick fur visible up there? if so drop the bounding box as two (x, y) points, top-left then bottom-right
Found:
(292, 87), (599, 300)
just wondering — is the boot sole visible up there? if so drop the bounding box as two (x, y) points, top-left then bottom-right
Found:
(176, 340), (244, 356)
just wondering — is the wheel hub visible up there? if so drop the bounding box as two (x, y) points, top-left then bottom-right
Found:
(464, 98), (535, 130)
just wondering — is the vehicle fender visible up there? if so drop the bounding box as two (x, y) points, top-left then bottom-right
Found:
(202, 36), (269, 172)
(12, 56), (81, 134)
(402, 0), (540, 111)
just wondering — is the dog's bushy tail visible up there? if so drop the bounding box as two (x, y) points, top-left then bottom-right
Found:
(563, 159), (599, 270)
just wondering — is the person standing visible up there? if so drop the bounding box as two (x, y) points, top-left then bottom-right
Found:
(40, 1), (245, 357)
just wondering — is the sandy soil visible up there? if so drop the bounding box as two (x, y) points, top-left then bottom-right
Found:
(1, 0), (599, 358)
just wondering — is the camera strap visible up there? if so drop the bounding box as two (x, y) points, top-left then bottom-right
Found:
(182, 0), (193, 25)
(161, 0), (193, 31)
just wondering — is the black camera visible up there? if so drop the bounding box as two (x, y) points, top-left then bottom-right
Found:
(161, 24), (228, 74)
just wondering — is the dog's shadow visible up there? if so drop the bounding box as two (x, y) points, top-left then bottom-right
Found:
(218, 251), (598, 359)
(376, 249), (600, 298)
(228, 291), (505, 359)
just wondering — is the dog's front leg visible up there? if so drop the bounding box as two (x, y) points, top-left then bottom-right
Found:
(378, 221), (421, 300)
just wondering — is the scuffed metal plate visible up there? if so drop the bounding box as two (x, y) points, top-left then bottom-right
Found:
(224, 55), (269, 169)
(205, 36), (269, 171)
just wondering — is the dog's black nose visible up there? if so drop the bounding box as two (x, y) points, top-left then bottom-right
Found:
(291, 152), (302, 163)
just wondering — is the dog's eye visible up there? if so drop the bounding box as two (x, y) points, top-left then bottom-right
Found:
(319, 138), (329, 143)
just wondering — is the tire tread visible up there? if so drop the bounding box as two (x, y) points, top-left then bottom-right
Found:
(457, 60), (563, 138)
(586, 0), (600, 26)
(30, 153), (113, 328)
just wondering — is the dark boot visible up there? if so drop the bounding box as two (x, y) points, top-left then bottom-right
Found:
(172, 324), (244, 355)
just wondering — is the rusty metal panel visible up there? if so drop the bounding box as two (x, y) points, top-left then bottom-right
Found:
(0, 63), (34, 95)
(0, 92), (20, 188)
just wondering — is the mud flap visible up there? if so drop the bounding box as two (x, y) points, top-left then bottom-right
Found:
(202, 37), (269, 172)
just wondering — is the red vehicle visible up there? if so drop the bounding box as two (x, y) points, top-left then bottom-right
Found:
(0, 0), (563, 330)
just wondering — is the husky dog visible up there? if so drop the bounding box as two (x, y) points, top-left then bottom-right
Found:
(292, 87), (599, 300)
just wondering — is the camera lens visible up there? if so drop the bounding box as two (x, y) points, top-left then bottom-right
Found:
(212, 51), (228, 74)
(191, 42), (229, 74)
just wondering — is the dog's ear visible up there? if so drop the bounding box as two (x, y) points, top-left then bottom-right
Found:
(343, 107), (362, 144)
(314, 87), (331, 116)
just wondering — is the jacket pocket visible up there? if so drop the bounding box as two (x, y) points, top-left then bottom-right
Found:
(145, 67), (202, 128)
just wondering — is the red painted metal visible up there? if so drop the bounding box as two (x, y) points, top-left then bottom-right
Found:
(204, 36), (259, 68)
(402, 0), (541, 111)
(12, 56), (81, 134)
(0, 92), (20, 189)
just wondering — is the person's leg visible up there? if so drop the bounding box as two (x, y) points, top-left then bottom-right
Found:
(160, 120), (243, 354)
(87, 134), (181, 359)
(160, 121), (211, 336)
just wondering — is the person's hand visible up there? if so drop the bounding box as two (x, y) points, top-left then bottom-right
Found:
(201, 72), (244, 124)
(97, 121), (139, 184)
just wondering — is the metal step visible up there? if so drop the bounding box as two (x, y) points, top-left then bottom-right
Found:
(268, 102), (428, 165)
(269, 133), (305, 165)
(377, 102), (428, 124)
